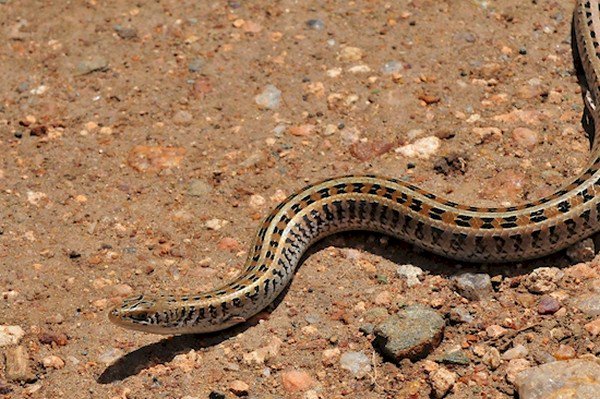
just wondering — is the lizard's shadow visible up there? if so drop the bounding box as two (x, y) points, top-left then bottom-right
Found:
(97, 231), (573, 384)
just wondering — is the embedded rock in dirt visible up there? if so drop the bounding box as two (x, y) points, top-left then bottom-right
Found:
(373, 304), (445, 362)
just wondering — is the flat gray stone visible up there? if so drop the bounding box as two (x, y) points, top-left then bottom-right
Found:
(515, 359), (600, 399)
(452, 272), (492, 301)
(373, 304), (445, 362)
(573, 294), (600, 317)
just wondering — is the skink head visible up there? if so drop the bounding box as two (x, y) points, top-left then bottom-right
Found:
(108, 295), (158, 331)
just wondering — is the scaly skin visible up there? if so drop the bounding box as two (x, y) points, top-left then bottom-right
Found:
(109, 0), (600, 334)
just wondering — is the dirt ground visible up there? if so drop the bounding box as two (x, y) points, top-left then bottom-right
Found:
(1, 0), (599, 398)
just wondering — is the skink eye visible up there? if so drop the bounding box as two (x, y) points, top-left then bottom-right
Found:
(129, 312), (148, 322)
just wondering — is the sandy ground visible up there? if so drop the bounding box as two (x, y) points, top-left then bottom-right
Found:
(1, 0), (599, 398)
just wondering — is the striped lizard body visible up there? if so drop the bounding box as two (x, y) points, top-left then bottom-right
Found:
(109, 0), (600, 334)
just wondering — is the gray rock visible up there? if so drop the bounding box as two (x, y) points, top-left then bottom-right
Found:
(438, 348), (470, 365)
(305, 19), (324, 30)
(76, 56), (109, 75)
(452, 272), (492, 301)
(449, 306), (474, 324)
(515, 359), (600, 399)
(573, 293), (600, 316)
(339, 351), (371, 378)
(188, 57), (204, 72)
(255, 84), (281, 110)
(381, 60), (403, 75)
(114, 25), (138, 39)
(187, 179), (213, 197)
(373, 304), (445, 362)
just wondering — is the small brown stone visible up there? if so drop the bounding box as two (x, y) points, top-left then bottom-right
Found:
(281, 370), (316, 393)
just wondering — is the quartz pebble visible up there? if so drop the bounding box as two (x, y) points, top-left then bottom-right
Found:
(429, 367), (457, 399)
(339, 351), (371, 378)
(42, 355), (65, 369)
(481, 347), (502, 370)
(338, 46), (363, 62)
(515, 359), (600, 398)
(452, 272), (492, 301)
(485, 325), (506, 338)
(395, 136), (441, 159)
(0, 325), (25, 347)
(396, 264), (423, 287)
(381, 60), (403, 74)
(373, 304), (445, 362)
(255, 84), (281, 110)
(306, 19), (324, 30)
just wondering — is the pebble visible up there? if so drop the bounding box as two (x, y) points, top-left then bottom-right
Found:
(255, 84), (281, 110)
(337, 46), (363, 62)
(566, 238), (595, 262)
(173, 110), (193, 125)
(429, 367), (457, 399)
(482, 347), (502, 370)
(205, 219), (228, 230)
(322, 348), (340, 366)
(217, 237), (239, 251)
(127, 145), (186, 173)
(42, 355), (65, 369)
(305, 19), (324, 30)
(98, 348), (124, 365)
(395, 136), (441, 159)
(502, 344), (529, 360)
(347, 64), (371, 74)
(381, 60), (403, 75)
(229, 380), (249, 397)
(288, 124), (315, 137)
(373, 304), (445, 362)
(188, 57), (204, 72)
(524, 267), (564, 294)
(242, 337), (282, 364)
(439, 348), (470, 365)
(573, 293), (600, 316)
(449, 306), (474, 324)
(113, 25), (138, 39)
(249, 194), (266, 209)
(281, 370), (316, 393)
(339, 351), (371, 378)
(76, 56), (109, 75)
(452, 272), (492, 301)
(187, 179), (213, 197)
(340, 127), (360, 145)
(537, 295), (560, 315)
(515, 359), (600, 398)
(0, 325), (25, 347)
(396, 264), (423, 287)
(485, 324), (506, 338)
(4, 345), (33, 382)
(506, 358), (531, 383)
(38, 331), (68, 346)
(511, 127), (539, 150)
(584, 318), (600, 336)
